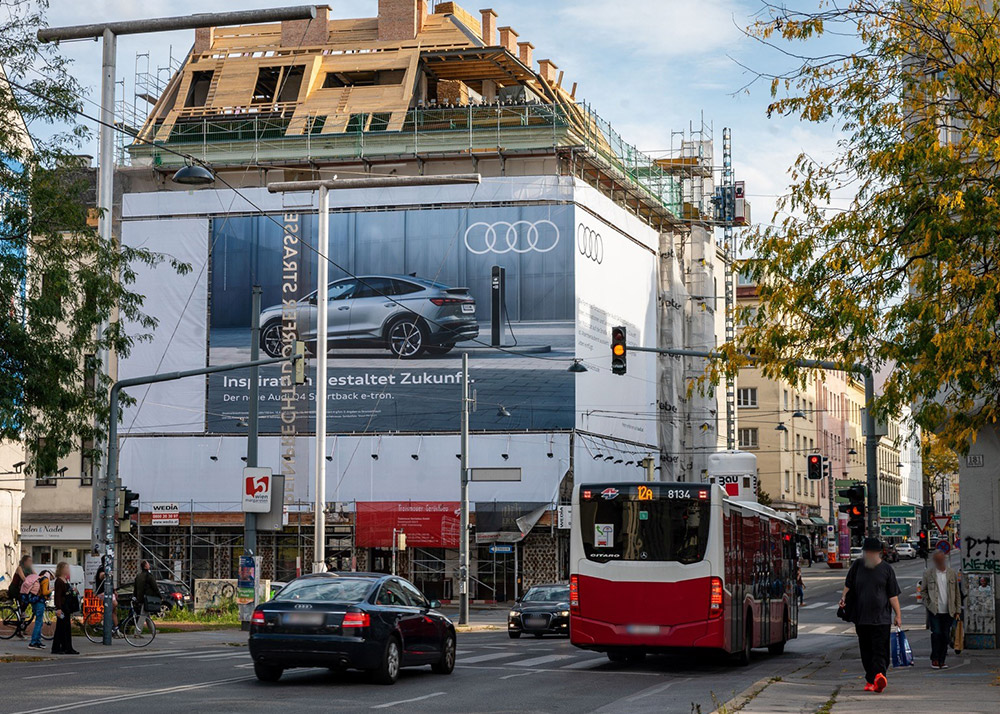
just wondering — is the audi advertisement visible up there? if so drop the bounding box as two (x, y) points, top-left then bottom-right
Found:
(206, 204), (580, 433)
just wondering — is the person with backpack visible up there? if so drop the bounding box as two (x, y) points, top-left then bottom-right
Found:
(52, 562), (79, 655)
(21, 567), (52, 650)
(7, 555), (31, 620)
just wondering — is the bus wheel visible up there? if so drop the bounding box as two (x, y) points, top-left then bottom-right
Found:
(768, 613), (788, 655)
(736, 619), (752, 666)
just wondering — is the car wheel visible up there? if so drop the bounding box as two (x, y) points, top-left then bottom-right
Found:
(254, 663), (283, 682)
(260, 321), (284, 358)
(425, 344), (455, 356)
(386, 317), (427, 359)
(508, 631), (521, 639)
(372, 636), (401, 685)
(431, 633), (456, 674)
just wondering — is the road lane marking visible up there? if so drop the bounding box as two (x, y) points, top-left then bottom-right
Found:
(511, 654), (575, 667)
(22, 672), (75, 680)
(561, 657), (611, 669)
(371, 692), (445, 709)
(802, 603), (825, 609)
(500, 671), (539, 680)
(825, 605), (840, 610)
(456, 664), (660, 677)
(8, 676), (255, 714)
(808, 625), (838, 634)
(189, 652), (251, 660)
(625, 677), (692, 702)
(70, 648), (183, 662)
(460, 652), (520, 664)
(902, 604), (920, 611)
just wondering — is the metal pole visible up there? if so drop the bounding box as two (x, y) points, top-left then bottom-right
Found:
(246, 286), (261, 556)
(644, 457), (655, 483)
(459, 353), (470, 625)
(864, 372), (879, 538)
(313, 186), (329, 573)
(91, 27), (116, 559)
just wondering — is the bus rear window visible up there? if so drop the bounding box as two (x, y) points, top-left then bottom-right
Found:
(580, 488), (711, 564)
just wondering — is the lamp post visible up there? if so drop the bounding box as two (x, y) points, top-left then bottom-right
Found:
(266, 174), (481, 573)
(38, 3), (320, 592)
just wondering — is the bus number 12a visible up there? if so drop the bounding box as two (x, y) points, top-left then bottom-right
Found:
(637, 485), (653, 501)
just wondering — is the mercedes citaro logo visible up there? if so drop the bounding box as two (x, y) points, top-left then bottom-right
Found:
(577, 224), (603, 264)
(463, 220), (560, 255)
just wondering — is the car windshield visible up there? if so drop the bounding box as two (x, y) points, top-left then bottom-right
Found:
(523, 587), (569, 602)
(272, 578), (372, 603)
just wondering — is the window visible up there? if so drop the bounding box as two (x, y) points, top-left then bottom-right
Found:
(784, 470), (790, 493)
(251, 66), (282, 103)
(376, 581), (410, 607)
(397, 579), (428, 608)
(322, 69), (405, 88)
(345, 113), (367, 133)
(353, 277), (397, 299)
(326, 279), (357, 301)
(392, 280), (423, 295)
(808, 400), (814, 421)
(184, 70), (214, 107)
(81, 438), (94, 487)
(738, 427), (758, 449)
(796, 473), (802, 495)
(272, 577), (372, 603)
(737, 387), (758, 408)
(783, 390), (789, 410)
(277, 65), (304, 103)
(783, 430), (789, 450)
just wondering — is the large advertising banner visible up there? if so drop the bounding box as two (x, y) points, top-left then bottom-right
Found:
(355, 502), (461, 548)
(207, 204), (575, 434)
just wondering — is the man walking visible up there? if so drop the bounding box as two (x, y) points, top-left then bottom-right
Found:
(923, 549), (962, 669)
(839, 537), (902, 693)
(133, 561), (161, 631)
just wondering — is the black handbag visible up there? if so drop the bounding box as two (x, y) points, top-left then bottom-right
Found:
(144, 594), (163, 612)
(836, 589), (855, 622)
(63, 589), (80, 615)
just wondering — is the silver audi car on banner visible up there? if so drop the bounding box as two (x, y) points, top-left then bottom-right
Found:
(259, 274), (479, 359)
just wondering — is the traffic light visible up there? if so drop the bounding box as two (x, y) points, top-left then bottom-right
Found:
(119, 488), (139, 532)
(611, 326), (627, 375)
(807, 454), (823, 480)
(917, 530), (929, 558)
(294, 340), (306, 385)
(838, 484), (865, 538)
(822, 456), (831, 481)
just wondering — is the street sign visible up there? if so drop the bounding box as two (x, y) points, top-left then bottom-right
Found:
(242, 467), (273, 513)
(489, 544), (514, 554)
(470, 467), (521, 482)
(557, 505), (571, 530)
(937, 540), (951, 554)
(880, 523), (911, 537)
(932, 515), (952, 533)
(879, 505), (915, 519)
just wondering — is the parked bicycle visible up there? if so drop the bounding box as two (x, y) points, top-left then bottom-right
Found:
(82, 599), (156, 647)
(0, 598), (57, 641)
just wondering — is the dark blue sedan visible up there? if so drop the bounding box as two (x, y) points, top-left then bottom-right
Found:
(249, 572), (456, 684)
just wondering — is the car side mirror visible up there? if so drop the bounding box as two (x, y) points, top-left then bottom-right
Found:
(429, 600), (441, 609)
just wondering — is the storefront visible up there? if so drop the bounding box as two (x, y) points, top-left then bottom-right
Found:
(20, 521), (92, 567)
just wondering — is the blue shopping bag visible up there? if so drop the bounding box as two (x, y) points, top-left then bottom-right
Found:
(890, 627), (914, 667)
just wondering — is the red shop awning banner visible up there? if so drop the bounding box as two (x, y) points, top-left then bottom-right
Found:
(355, 502), (461, 548)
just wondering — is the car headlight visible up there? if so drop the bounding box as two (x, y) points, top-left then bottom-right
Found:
(509, 610), (520, 619)
(558, 610), (570, 617)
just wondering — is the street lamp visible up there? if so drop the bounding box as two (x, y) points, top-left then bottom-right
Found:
(171, 163), (216, 186)
(266, 174), (480, 575)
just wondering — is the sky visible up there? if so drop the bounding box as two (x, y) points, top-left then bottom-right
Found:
(36, 0), (855, 228)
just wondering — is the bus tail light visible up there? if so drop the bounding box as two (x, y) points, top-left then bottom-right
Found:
(569, 575), (580, 613)
(709, 577), (723, 617)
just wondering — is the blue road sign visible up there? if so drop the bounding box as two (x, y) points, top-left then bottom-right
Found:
(489, 544), (514, 554)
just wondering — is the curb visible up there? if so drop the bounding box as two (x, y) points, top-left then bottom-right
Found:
(455, 624), (504, 633)
(0, 654), (55, 663)
(709, 674), (782, 714)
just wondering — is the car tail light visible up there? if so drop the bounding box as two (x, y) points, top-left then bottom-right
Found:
(172, 592), (184, 600)
(342, 611), (370, 628)
(429, 297), (472, 306)
(251, 611), (266, 626)
(709, 577), (723, 618)
(569, 575), (580, 613)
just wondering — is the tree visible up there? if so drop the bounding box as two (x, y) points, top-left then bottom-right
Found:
(0, 1), (186, 475)
(723, 1), (1000, 451)
(921, 432), (958, 507)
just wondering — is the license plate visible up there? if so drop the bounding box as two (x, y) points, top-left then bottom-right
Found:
(525, 617), (546, 627)
(284, 612), (324, 626)
(461, 303), (475, 313)
(626, 624), (660, 635)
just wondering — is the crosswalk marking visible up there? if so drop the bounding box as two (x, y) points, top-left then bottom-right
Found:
(825, 605), (841, 610)
(560, 657), (609, 670)
(802, 603), (825, 609)
(902, 604), (920, 611)
(808, 625), (838, 635)
(511, 654), (575, 667)
(190, 652), (250, 660)
(459, 652), (520, 664)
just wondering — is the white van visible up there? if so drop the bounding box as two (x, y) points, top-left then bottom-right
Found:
(31, 563), (86, 596)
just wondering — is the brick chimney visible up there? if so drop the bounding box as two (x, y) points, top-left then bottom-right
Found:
(480, 8), (497, 45)
(282, 5), (329, 47)
(517, 41), (534, 67)
(538, 59), (558, 84)
(193, 27), (214, 54)
(498, 26), (518, 54)
(378, 0), (427, 42)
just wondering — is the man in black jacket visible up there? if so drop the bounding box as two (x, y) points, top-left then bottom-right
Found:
(133, 561), (161, 628)
(840, 537), (903, 693)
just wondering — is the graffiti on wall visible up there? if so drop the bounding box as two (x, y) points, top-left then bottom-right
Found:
(193, 579), (237, 612)
(964, 574), (996, 649)
(962, 534), (1000, 574)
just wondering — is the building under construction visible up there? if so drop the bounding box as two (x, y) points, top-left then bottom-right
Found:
(49, 0), (739, 595)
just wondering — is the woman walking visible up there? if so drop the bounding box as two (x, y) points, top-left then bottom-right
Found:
(52, 562), (79, 655)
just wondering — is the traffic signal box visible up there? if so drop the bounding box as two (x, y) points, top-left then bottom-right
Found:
(807, 454), (823, 480)
(838, 484), (866, 539)
(611, 326), (627, 375)
(118, 488), (140, 532)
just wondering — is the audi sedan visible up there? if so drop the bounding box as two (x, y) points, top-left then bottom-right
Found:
(248, 573), (456, 684)
(259, 275), (478, 359)
(507, 584), (571, 639)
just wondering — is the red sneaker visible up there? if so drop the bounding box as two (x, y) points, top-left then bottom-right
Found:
(864, 683), (876, 692)
(874, 673), (887, 693)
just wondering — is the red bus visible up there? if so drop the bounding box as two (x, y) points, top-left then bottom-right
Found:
(569, 482), (798, 664)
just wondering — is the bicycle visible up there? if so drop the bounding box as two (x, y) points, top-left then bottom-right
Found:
(0, 598), (56, 642)
(83, 600), (156, 647)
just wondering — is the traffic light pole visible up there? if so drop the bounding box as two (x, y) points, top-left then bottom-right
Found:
(101, 353), (301, 645)
(626, 345), (879, 537)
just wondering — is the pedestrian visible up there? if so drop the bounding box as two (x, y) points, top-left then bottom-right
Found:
(20, 567), (52, 650)
(133, 560), (161, 629)
(52, 562), (79, 655)
(923, 549), (962, 669)
(839, 537), (902, 693)
(796, 569), (806, 605)
(7, 555), (32, 637)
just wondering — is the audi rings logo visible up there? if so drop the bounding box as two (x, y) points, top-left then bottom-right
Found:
(577, 223), (604, 264)
(463, 220), (560, 255)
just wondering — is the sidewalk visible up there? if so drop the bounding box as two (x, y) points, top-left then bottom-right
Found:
(724, 629), (1000, 714)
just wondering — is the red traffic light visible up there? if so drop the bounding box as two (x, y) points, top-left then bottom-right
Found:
(809, 455), (819, 464)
